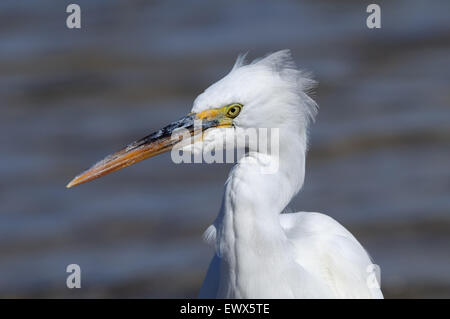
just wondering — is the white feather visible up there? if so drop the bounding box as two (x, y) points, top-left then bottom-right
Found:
(196, 50), (382, 299)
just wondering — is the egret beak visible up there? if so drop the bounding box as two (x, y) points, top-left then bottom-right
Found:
(66, 109), (232, 188)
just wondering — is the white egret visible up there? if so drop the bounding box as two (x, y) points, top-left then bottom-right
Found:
(67, 50), (383, 299)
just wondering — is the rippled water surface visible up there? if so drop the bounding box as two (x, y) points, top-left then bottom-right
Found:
(0, 0), (449, 297)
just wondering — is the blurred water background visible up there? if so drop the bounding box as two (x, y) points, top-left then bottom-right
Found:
(0, 0), (449, 298)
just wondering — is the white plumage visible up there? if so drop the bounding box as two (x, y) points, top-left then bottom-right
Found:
(195, 50), (383, 298)
(67, 49), (383, 299)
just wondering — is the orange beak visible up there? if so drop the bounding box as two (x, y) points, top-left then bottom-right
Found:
(66, 111), (229, 188)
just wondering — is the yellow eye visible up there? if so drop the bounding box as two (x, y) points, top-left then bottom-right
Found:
(226, 103), (243, 118)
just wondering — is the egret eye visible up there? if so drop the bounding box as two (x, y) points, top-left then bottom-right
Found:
(226, 103), (243, 118)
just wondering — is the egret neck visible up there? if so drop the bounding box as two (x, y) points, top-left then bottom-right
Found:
(213, 128), (308, 298)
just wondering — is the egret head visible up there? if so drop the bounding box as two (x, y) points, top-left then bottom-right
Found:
(66, 50), (318, 188)
(193, 49), (317, 131)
